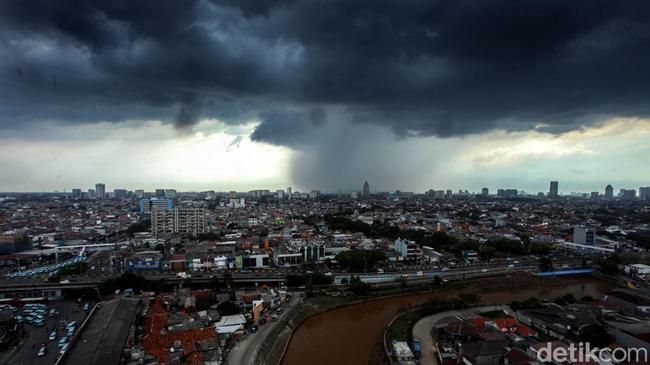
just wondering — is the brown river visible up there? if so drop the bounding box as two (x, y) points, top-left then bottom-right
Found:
(282, 277), (613, 365)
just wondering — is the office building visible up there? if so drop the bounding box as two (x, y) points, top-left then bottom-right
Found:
(394, 238), (422, 261)
(151, 203), (206, 237)
(573, 226), (596, 246)
(71, 188), (82, 199)
(620, 189), (636, 200)
(134, 189), (145, 199)
(139, 198), (174, 214)
(165, 189), (177, 199)
(95, 183), (106, 199)
(481, 187), (489, 197)
(605, 184), (614, 199)
(113, 189), (128, 199)
(363, 181), (370, 197)
(155, 189), (165, 198)
(640, 187), (650, 201)
(549, 181), (559, 198)
(276, 189), (285, 199)
(310, 190), (321, 199)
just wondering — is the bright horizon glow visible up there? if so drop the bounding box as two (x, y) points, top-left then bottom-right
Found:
(0, 117), (649, 194)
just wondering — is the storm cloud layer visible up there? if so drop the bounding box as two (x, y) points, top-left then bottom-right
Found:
(2, 0), (650, 190)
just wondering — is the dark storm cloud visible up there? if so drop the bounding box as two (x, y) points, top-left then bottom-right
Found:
(2, 0), (650, 138)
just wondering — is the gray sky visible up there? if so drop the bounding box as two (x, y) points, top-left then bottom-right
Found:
(1, 1), (650, 193)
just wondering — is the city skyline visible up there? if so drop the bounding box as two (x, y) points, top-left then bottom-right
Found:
(5, 180), (650, 198)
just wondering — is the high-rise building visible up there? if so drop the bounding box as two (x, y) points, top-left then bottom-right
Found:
(134, 189), (145, 199)
(113, 189), (128, 199)
(151, 202), (206, 237)
(621, 189), (636, 200)
(71, 188), (82, 199)
(549, 181), (559, 198)
(95, 183), (106, 199)
(276, 189), (285, 199)
(363, 181), (370, 197)
(605, 184), (614, 199)
(639, 187), (650, 201)
(155, 189), (165, 198)
(481, 187), (489, 197)
(165, 189), (177, 199)
(310, 190), (321, 199)
(88, 189), (96, 198)
(573, 226), (595, 246)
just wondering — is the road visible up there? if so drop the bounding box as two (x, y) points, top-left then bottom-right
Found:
(412, 305), (507, 365)
(8, 301), (91, 365)
(226, 293), (301, 365)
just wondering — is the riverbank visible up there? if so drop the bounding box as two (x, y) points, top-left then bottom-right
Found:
(254, 280), (469, 365)
(282, 274), (614, 365)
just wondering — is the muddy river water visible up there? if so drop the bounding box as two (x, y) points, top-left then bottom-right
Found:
(282, 277), (613, 365)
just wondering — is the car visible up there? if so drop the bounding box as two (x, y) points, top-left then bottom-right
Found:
(60, 343), (69, 354)
(66, 321), (76, 328)
(271, 314), (278, 322)
(416, 271), (423, 276)
(276, 307), (283, 314)
(58, 337), (68, 348)
(37, 345), (47, 357)
(259, 317), (266, 325)
(481, 268), (488, 272)
(49, 331), (57, 341)
(250, 325), (259, 333)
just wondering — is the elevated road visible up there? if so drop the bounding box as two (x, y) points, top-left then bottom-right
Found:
(0, 263), (588, 295)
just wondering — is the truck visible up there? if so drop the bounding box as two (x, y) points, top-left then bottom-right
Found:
(413, 337), (421, 361)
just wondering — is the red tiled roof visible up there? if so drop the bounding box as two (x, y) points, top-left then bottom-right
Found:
(468, 317), (487, 328)
(494, 317), (518, 331)
(142, 297), (218, 365)
(516, 323), (537, 337)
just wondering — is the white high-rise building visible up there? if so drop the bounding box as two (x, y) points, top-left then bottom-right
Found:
(151, 203), (206, 237)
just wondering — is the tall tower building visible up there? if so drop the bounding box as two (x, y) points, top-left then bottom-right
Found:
(481, 187), (489, 197)
(549, 181), (559, 198)
(95, 183), (106, 199)
(363, 181), (370, 197)
(605, 184), (614, 199)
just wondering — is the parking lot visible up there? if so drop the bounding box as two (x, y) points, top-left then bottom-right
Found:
(7, 300), (92, 365)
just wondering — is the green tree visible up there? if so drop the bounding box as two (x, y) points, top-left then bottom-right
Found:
(336, 249), (386, 272)
(348, 275), (371, 295)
